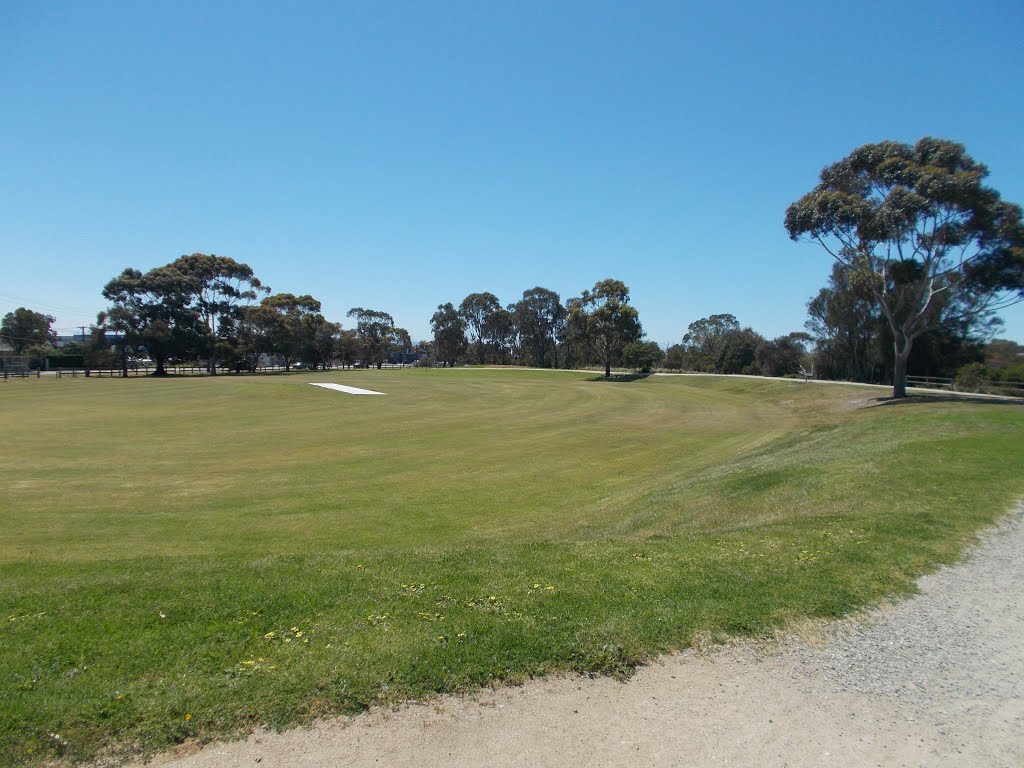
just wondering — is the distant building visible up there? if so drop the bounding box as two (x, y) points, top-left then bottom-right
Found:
(54, 332), (122, 348)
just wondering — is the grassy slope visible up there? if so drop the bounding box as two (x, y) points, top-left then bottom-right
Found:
(1, 370), (1021, 765)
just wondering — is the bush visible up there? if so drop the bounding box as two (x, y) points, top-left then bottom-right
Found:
(621, 340), (664, 373)
(47, 353), (85, 368)
(991, 363), (1024, 384)
(955, 362), (987, 391)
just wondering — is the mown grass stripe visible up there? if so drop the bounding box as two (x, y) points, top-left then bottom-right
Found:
(1, 369), (1021, 765)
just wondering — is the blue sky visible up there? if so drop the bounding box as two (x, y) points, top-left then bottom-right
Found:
(2, 0), (1022, 345)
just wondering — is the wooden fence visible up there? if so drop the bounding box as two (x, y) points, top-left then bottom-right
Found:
(3, 362), (421, 380)
(907, 375), (1024, 397)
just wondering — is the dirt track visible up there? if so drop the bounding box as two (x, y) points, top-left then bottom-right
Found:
(139, 506), (1024, 768)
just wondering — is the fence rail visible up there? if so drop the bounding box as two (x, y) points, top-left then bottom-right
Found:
(3, 362), (422, 380)
(907, 375), (1024, 397)
(906, 375), (954, 390)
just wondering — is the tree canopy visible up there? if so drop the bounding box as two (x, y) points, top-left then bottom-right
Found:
(240, 293), (323, 370)
(513, 287), (567, 368)
(785, 137), (1024, 397)
(567, 279), (642, 378)
(458, 292), (501, 363)
(681, 313), (742, 372)
(430, 302), (467, 367)
(101, 266), (207, 375)
(1, 307), (56, 354)
(170, 253), (268, 373)
(347, 307), (398, 368)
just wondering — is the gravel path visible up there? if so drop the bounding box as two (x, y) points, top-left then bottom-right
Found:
(141, 506), (1024, 768)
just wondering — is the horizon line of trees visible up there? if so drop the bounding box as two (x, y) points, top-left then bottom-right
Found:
(92, 254), (426, 376)
(0, 259), (662, 378)
(430, 279), (651, 376)
(5, 268), (1022, 385)
(3, 136), (1023, 395)
(3, 261), (1022, 384)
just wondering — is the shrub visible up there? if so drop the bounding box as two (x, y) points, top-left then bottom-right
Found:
(955, 362), (987, 392)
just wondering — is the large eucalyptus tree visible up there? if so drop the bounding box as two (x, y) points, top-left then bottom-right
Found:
(566, 279), (642, 378)
(170, 253), (268, 374)
(786, 138), (1024, 397)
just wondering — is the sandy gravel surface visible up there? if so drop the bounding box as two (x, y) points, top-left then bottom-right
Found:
(140, 507), (1023, 768)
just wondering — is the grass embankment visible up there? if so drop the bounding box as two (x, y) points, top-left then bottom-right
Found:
(1, 370), (1021, 765)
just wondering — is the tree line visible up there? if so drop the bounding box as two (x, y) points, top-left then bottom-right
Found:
(430, 279), (654, 377)
(94, 255), (423, 376)
(3, 137), (1021, 395)
(0, 260), (658, 378)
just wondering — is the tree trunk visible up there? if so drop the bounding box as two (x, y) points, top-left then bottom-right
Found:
(605, 358), (611, 379)
(892, 335), (913, 398)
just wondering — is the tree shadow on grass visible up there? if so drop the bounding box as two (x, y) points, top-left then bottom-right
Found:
(585, 373), (652, 383)
(863, 393), (1024, 408)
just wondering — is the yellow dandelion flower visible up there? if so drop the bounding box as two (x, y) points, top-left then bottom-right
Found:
(184, 713), (192, 721)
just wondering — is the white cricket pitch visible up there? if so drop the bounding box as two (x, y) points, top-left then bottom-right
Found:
(309, 383), (386, 396)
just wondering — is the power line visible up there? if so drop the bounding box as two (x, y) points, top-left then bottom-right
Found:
(0, 331), (84, 344)
(0, 292), (100, 317)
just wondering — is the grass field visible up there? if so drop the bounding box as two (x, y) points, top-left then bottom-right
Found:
(2, 369), (1022, 766)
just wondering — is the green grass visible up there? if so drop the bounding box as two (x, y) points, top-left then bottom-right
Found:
(1, 369), (1022, 765)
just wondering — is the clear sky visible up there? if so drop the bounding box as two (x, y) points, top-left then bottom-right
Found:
(2, 0), (1022, 345)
